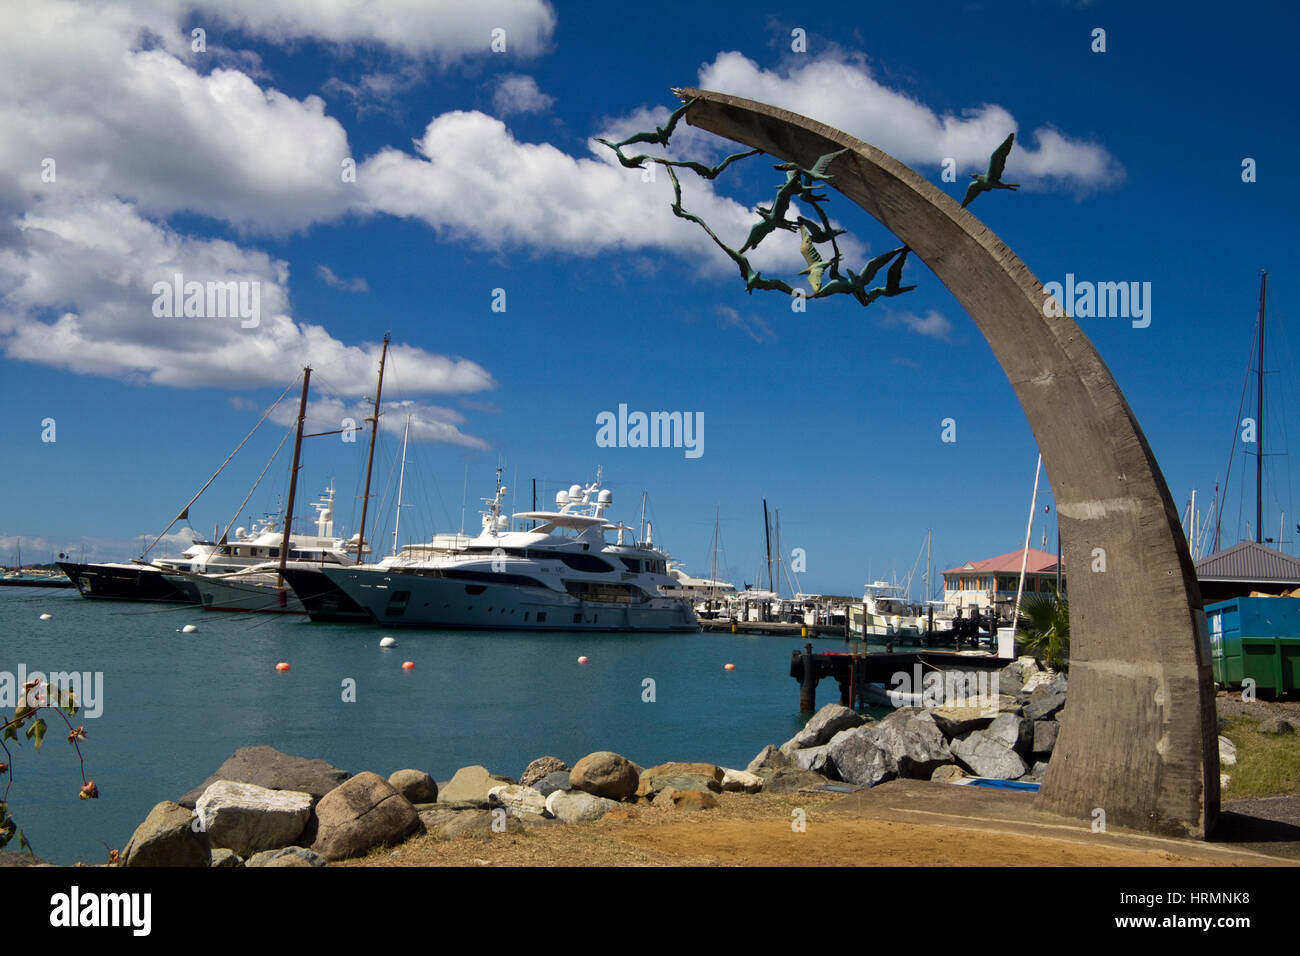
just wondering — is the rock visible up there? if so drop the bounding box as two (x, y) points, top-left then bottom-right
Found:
(310, 771), (422, 861)
(545, 789), (620, 823)
(634, 762), (726, 799)
(745, 744), (794, 778)
(787, 703), (866, 749)
(1218, 736), (1238, 767)
(388, 769), (438, 804)
(179, 746), (349, 808)
(762, 768), (831, 793)
(671, 789), (719, 811)
(1023, 685), (1067, 721)
(1259, 716), (1296, 734)
(570, 751), (639, 801)
(246, 847), (328, 867)
(439, 809), (523, 838)
(1030, 760), (1051, 777)
(929, 765), (969, 783)
(417, 808), (462, 831)
(1032, 720), (1059, 755)
(531, 771), (572, 797)
(210, 848), (243, 868)
(792, 745), (834, 774)
(438, 765), (514, 805)
(720, 768), (764, 793)
(931, 702), (1001, 739)
(1220, 773), (1232, 790)
(121, 801), (210, 867)
(487, 784), (549, 819)
(985, 714), (1036, 757)
(951, 732), (1027, 780)
(520, 756), (569, 787)
(195, 780), (313, 858)
(826, 726), (897, 788)
(866, 711), (954, 779)
(652, 786), (678, 808)
(996, 662), (1026, 696)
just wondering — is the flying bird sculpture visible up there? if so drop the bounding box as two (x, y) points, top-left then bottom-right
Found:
(961, 133), (1019, 208)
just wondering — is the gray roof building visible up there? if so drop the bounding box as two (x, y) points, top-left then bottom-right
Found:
(1195, 541), (1300, 603)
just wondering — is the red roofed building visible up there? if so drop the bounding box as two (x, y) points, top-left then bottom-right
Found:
(942, 547), (1065, 618)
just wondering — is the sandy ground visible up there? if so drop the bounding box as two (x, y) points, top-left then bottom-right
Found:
(340, 790), (1278, 868)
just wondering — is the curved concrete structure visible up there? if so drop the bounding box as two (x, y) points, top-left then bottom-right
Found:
(677, 87), (1218, 838)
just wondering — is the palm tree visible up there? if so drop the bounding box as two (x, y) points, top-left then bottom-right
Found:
(1018, 586), (1070, 671)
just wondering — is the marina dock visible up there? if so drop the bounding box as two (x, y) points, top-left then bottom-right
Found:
(790, 643), (1010, 712)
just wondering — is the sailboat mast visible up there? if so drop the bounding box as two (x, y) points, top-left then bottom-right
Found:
(277, 368), (311, 588)
(762, 499), (773, 594)
(1256, 271), (1267, 544)
(391, 414), (411, 556)
(356, 333), (390, 564)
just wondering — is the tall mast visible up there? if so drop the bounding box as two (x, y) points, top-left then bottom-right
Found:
(1256, 271), (1267, 544)
(356, 333), (390, 564)
(277, 368), (311, 588)
(762, 499), (773, 593)
(639, 491), (647, 545)
(709, 508), (719, 606)
(391, 414), (411, 557)
(926, 528), (932, 603)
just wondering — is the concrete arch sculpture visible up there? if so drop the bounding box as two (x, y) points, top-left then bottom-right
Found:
(676, 87), (1218, 838)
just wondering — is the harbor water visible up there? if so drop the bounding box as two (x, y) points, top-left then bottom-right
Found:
(1, 587), (881, 864)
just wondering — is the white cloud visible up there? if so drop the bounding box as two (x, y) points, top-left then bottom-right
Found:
(880, 308), (954, 340)
(716, 305), (775, 343)
(268, 397), (488, 449)
(119, 0), (557, 61)
(0, 193), (494, 400)
(316, 264), (368, 292)
(697, 51), (1124, 189)
(492, 74), (555, 117)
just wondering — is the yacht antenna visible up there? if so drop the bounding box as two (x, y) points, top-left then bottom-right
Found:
(356, 332), (390, 564)
(391, 414), (411, 557)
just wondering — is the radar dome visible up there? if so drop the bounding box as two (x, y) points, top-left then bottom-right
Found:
(598, 489), (613, 505)
(235, 527), (246, 538)
(556, 491), (569, 506)
(569, 484), (582, 499)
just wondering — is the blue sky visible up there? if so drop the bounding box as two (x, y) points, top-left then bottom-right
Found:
(1, 0), (1297, 597)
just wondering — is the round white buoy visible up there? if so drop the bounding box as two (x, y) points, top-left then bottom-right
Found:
(39, 613), (52, 621)
(380, 636), (397, 648)
(181, 624), (198, 633)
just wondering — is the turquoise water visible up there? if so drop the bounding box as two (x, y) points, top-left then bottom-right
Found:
(1, 587), (861, 864)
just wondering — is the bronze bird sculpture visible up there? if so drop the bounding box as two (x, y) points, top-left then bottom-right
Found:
(961, 133), (1019, 208)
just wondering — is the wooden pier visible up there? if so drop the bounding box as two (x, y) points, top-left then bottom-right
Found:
(790, 643), (1011, 712)
(699, 619), (845, 638)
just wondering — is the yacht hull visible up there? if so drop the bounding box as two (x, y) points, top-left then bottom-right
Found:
(280, 567), (372, 622)
(322, 568), (699, 632)
(58, 562), (200, 604)
(171, 572), (305, 614)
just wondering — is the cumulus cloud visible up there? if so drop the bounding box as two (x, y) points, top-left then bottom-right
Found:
(716, 305), (775, 343)
(492, 74), (555, 117)
(697, 51), (1124, 189)
(316, 264), (368, 292)
(879, 308), (955, 340)
(267, 396), (489, 449)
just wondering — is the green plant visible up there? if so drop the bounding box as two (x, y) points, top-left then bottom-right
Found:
(1, 678), (95, 857)
(1018, 587), (1070, 670)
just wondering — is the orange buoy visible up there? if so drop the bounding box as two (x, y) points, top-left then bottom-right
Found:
(275, 662), (290, 671)
(401, 661), (415, 670)
(724, 663), (736, 670)
(577, 656), (589, 664)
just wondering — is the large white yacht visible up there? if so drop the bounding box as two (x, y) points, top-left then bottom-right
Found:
(848, 581), (925, 639)
(320, 475), (699, 632)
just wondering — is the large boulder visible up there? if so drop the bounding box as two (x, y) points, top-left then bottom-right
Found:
(720, 768), (764, 793)
(1259, 716), (1297, 734)
(520, 756), (569, 787)
(570, 752), (639, 801)
(762, 768), (831, 793)
(671, 790), (719, 811)
(826, 726), (897, 788)
(179, 746), (348, 808)
(439, 809), (523, 838)
(1023, 685), (1067, 721)
(985, 714), (1036, 757)
(1032, 720), (1059, 756)
(437, 765), (514, 805)
(930, 701), (1002, 739)
(951, 732), (1027, 780)
(310, 772), (422, 861)
(245, 847), (328, 867)
(121, 801), (210, 867)
(1218, 736), (1238, 767)
(531, 771), (572, 797)
(388, 770), (438, 804)
(791, 745), (833, 774)
(487, 784), (549, 819)
(867, 710), (954, 779)
(195, 780), (313, 858)
(635, 762), (725, 799)
(745, 744), (795, 779)
(783, 703), (866, 751)
(545, 790), (620, 823)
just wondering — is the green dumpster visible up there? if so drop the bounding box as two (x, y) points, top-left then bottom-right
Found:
(1205, 597), (1300, 696)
